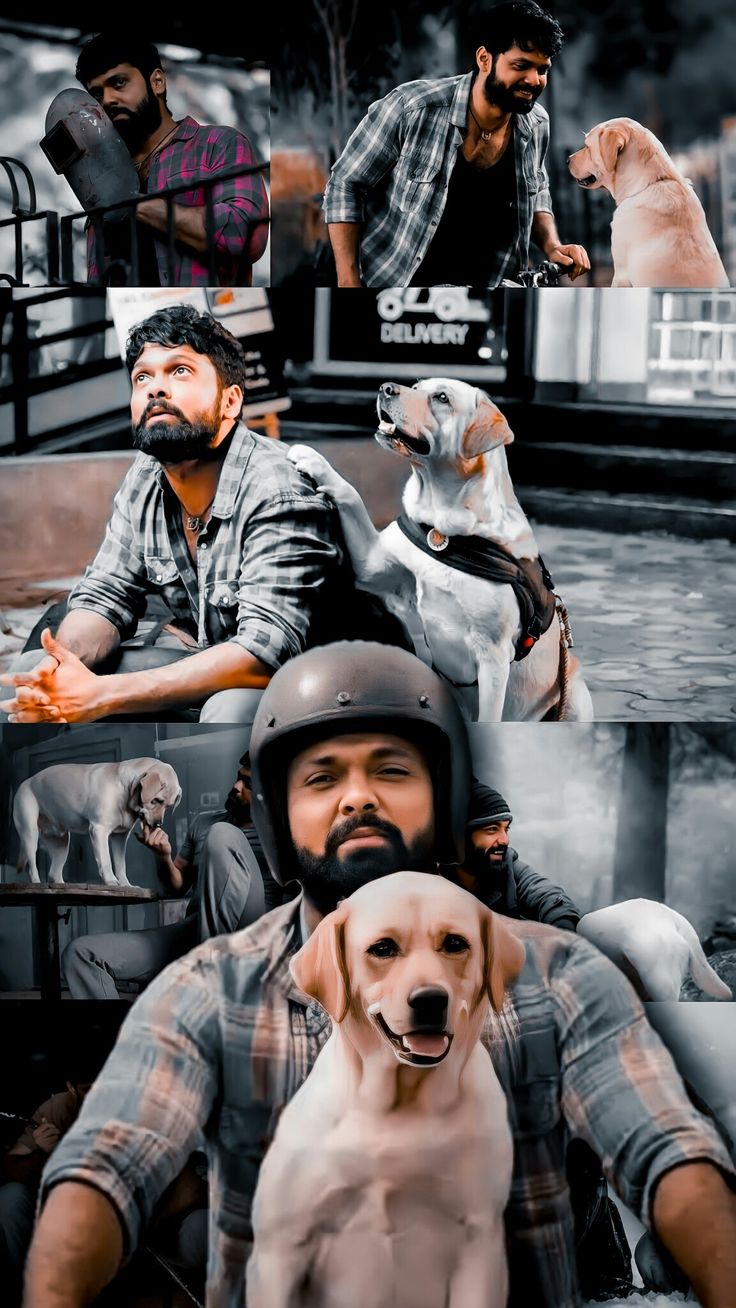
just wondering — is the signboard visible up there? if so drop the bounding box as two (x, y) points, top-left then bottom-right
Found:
(313, 288), (507, 381)
(107, 287), (291, 417)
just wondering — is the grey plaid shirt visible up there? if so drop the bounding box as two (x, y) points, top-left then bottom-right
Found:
(67, 423), (342, 670)
(323, 72), (554, 288)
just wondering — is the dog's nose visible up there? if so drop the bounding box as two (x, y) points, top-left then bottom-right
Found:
(407, 986), (449, 1028)
(380, 382), (399, 397)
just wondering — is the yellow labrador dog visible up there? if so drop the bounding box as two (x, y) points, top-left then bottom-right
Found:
(578, 899), (732, 1001)
(248, 872), (525, 1308)
(568, 117), (729, 288)
(289, 379), (593, 721)
(13, 757), (181, 887)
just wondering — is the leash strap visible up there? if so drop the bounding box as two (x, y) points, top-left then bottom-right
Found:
(396, 515), (557, 661)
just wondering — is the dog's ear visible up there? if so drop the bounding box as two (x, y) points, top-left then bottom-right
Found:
(462, 392), (514, 459)
(480, 909), (525, 1012)
(290, 902), (351, 1022)
(139, 768), (163, 806)
(597, 125), (627, 174)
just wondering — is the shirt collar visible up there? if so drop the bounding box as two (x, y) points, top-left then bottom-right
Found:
(170, 115), (201, 144)
(152, 420), (254, 521)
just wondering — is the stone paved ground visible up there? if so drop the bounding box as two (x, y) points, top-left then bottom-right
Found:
(1, 528), (734, 721)
(534, 523), (736, 721)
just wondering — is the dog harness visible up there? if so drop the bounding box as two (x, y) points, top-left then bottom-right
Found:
(397, 515), (558, 661)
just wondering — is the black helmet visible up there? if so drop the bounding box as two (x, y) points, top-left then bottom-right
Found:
(250, 641), (471, 885)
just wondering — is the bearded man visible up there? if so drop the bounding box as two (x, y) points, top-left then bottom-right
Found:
(324, 0), (589, 287)
(75, 32), (269, 285)
(0, 306), (343, 723)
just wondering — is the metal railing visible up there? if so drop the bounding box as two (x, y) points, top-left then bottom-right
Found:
(0, 158), (269, 288)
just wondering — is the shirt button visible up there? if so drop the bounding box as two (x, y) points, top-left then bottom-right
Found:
(156, 573), (163, 581)
(200, 542), (207, 550)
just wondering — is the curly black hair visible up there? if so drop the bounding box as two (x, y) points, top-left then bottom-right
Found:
(125, 304), (247, 395)
(474, 1), (564, 61)
(76, 32), (165, 89)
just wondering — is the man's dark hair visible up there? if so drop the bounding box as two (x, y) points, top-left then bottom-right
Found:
(475, 1), (564, 62)
(125, 305), (247, 394)
(76, 32), (165, 89)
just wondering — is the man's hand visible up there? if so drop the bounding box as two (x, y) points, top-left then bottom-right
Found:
(32, 1118), (61, 1155)
(0, 628), (107, 723)
(135, 821), (173, 862)
(546, 243), (590, 281)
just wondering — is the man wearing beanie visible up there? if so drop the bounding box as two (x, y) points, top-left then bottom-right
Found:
(458, 779), (582, 930)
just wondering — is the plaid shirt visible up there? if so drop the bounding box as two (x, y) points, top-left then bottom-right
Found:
(66, 423), (342, 671)
(323, 73), (553, 288)
(42, 905), (734, 1308)
(87, 116), (269, 286)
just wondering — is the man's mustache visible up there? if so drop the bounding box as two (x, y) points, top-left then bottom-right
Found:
(325, 812), (399, 856)
(141, 402), (187, 424)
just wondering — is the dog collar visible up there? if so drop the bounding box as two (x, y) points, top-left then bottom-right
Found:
(397, 515), (557, 661)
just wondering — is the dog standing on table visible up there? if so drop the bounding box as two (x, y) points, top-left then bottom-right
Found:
(568, 118), (729, 288)
(248, 872), (525, 1308)
(13, 758), (182, 887)
(289, 379), (593, 721)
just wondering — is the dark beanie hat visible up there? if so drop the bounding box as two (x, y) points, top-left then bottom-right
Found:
(467, 779), (513, 830)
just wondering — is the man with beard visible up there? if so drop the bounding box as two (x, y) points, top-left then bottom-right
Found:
(0, 306), (343, 724)
(457, 780), (581, 930)
(324, 1), (589, 287)
(74, 33), (269, 286)
(23, 643), (736, 1308)
(61, 752), (278, 1000)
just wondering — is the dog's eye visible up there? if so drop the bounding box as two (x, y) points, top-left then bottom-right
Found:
(367, 938), (399, 958)
(434, 391), (450, 404)
(442, 934), (469, 954)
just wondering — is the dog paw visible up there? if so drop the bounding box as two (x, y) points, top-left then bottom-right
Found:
(287, 444), (341, 494)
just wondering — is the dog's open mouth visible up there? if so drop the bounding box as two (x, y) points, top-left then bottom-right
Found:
(373, 1011), (452, 1066)
(576, 174), (598, 187)
(376, 409), (431, 457)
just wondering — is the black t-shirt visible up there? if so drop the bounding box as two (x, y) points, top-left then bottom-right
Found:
(411, 135), (517, 286)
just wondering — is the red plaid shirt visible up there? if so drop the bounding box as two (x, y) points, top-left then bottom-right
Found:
(86, 116), (269, 286)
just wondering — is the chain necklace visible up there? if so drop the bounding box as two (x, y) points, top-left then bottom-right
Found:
(181, 496), (216, 534)
(468, 104), (508, 145)
(134, 121), (180, 177)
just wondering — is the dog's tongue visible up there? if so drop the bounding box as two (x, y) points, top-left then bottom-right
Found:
(402, 1032), (448, 1057)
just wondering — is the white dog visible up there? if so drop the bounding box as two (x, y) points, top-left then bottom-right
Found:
(568, 117), (729, 288)
(578, 899), (733, 1001)
(248, 872), (525, 1308)
(13, 758), (182, 887)
(289, 379), (593, 722)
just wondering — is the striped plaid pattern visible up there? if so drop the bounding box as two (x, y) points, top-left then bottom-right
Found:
(323, 73), (554, 288)
(66, 423), (342, 670)
(87, 116), (269, 286)
(42, 906), (734, 1308)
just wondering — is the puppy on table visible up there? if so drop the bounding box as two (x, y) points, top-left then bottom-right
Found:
(247, 872), (524, 1308)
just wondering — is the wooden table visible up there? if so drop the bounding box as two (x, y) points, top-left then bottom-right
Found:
(0, 883), (161, 1002)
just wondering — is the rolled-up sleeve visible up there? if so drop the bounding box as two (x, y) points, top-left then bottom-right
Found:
(324, 90), (406, 223)
(533, 115), (553, 214)
(201, 128), (269, 263)
(552, 936), (735, 1226)
(66, 468), (150, 641)
(230, 492), (342, 670)
(40, 955), (220, 1254)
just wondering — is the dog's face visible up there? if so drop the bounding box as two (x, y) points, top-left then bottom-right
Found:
(568, 118), (659, 194)
(375, 379), (514, 467)
(133, 763), (182, 828)
(292, 871), (525, 1070)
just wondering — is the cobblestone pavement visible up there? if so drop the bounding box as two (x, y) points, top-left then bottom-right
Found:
(1, 529), (734, 722)
(532, 523), (735, 721)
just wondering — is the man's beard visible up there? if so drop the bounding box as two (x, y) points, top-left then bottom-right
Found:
(465, 843), (508, 877)
(108, 87), (163, 153)
(481, 68), (541, 115)
(132, 395), (224, 462)
(294, 812), (435, 915)
(225, 789), (251, 825)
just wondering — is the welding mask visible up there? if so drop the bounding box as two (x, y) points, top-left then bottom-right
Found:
(40, 89), (140, 221)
